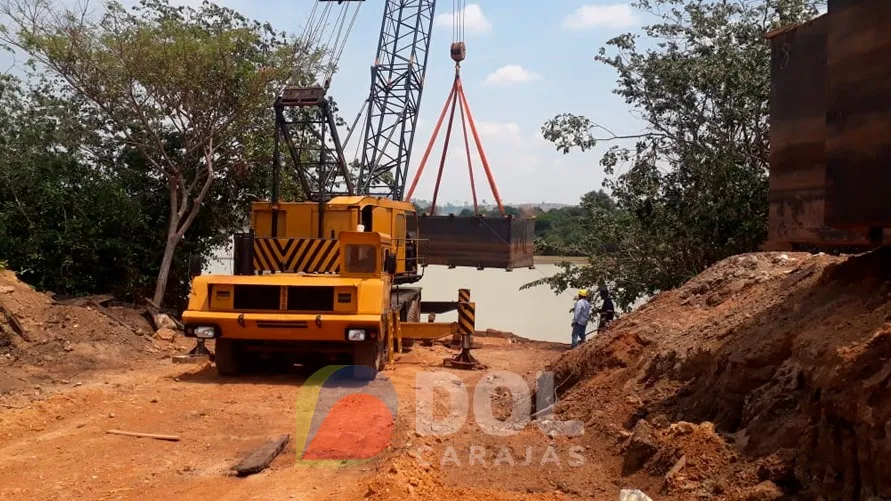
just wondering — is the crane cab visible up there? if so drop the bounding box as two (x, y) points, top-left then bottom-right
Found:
(237, 196), (421, 283)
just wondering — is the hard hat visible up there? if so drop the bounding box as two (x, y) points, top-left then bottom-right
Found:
(578, 289), (588, 297)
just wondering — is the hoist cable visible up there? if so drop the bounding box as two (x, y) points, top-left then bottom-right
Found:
(326, 2), (362, 84)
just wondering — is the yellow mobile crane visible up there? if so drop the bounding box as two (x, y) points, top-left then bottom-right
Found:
(180, 1), (534, 377)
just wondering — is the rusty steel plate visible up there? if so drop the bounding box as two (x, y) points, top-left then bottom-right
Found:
(417, 215), (535, 270)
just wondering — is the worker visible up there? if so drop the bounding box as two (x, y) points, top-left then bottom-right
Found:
(570, 289), (592, 348)
(597, 287), (615, 332)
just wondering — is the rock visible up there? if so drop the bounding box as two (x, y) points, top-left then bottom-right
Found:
(706, 294), (724, 307)
(154, 313), (178, 331)
(154, 328), (177, 342)
(108, 412), (115, 418)
(669, 421), (696, 436)
(0, 286), (14, 294)
(623, 420), (658, 473)
(650, 414), (670, 429)
(690, 282), (711, 295)
(618, 489), (654, 501)
(738, 481), (783, 501)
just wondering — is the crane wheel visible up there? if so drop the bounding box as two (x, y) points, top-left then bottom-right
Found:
(214, 338), (244, 376)
(351, 340), (383, 381)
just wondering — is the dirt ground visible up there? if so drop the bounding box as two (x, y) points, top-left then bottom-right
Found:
(1, 250), (889, 501)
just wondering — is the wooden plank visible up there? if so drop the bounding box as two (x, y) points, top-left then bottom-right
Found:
(233, 435), (290, 477)
(0, 303), (29, 342)
(825, 0), (891, 227)
(88, 301), (135, 331)
(106, 429), (181, 442)
(53, 294), (114, 307)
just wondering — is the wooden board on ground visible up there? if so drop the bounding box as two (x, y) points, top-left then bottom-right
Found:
(89, 301), (136, 332)
(53, 294), (114, 307)
(0, 303), (28, 342)
(233, 434), (290, 477)
(106, 429), (181, 442)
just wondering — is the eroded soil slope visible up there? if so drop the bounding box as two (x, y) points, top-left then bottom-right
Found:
(0, 270), (185, 400)
(548, 250), (891, 500)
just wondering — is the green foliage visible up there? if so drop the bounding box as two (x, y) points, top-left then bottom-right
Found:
(0, 1), (325, 309)
(533, 0), (823, 310)
(0, 0), (319, 304)
(532, 190), (617, 256)
(0, 74), (150, 296)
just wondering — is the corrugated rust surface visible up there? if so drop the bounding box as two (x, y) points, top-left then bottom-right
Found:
(824, 0), (891, 228)
(417, 215), (535, 269)
(767, 13), (870, 246)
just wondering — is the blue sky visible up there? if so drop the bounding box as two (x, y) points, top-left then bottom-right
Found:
(312, 0), (649, 205)
(7, 0), (652, 205)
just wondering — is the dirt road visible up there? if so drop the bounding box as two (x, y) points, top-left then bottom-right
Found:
(0, 336), (596, 501)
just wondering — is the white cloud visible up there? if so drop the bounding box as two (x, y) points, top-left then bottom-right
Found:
(561, 3), (638, 30)
(483, 65), (542, 86)
(476, 121), (524, 145)
(434, 4), (492, 35)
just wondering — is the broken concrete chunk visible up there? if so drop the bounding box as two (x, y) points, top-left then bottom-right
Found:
(622, 420), (658, 474)
(618, 489), (654, 501)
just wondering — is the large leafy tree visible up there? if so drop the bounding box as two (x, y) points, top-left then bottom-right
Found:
(530, 0), (823, 310)
(0, 0), (319, 305)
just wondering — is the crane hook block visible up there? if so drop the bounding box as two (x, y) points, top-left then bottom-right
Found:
(450, 42), (466, 63)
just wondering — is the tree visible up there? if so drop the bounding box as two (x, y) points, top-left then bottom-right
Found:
(0, 73), (281, 307)
(531, 0), (823, 310)
(0, 74), (150, 295)
(0, 0), (320, 305)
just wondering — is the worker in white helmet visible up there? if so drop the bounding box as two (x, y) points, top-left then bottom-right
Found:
(569, 289), (592, 348)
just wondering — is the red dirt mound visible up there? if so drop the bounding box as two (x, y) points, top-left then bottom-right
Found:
(0, 270), (184, 398)
(547, 250), (891, 500)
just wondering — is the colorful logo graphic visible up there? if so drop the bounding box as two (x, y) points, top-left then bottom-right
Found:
(294, 365), (399, 467)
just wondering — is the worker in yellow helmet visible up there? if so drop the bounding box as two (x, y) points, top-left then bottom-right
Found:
(569, 289), (592, 348)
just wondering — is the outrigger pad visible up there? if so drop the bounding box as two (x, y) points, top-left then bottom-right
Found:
(443, 348), (487, 371)
(417, 215), (535, 270)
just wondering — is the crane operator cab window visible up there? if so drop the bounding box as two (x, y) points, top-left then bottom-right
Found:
(345, 244), (377, 274)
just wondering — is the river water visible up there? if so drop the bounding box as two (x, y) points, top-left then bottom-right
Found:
(205, 256), (600, 345)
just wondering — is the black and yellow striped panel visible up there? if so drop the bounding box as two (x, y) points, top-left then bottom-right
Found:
(458, 289), (471, 303)
(252, 238), (341, 274)
(458, 301), (475, 336)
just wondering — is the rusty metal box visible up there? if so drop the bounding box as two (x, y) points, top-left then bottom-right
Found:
(416, 214), (535, 270)
(766, 13), (871, 247)
(824, 0), (891, 229)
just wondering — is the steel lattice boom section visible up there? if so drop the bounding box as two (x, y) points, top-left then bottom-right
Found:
(356, 0), (436, 200)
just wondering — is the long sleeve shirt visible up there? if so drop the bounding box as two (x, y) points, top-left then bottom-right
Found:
(572, 298), (592, 326)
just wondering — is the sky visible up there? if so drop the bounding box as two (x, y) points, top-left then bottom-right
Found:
(5, 0), (653, 205)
